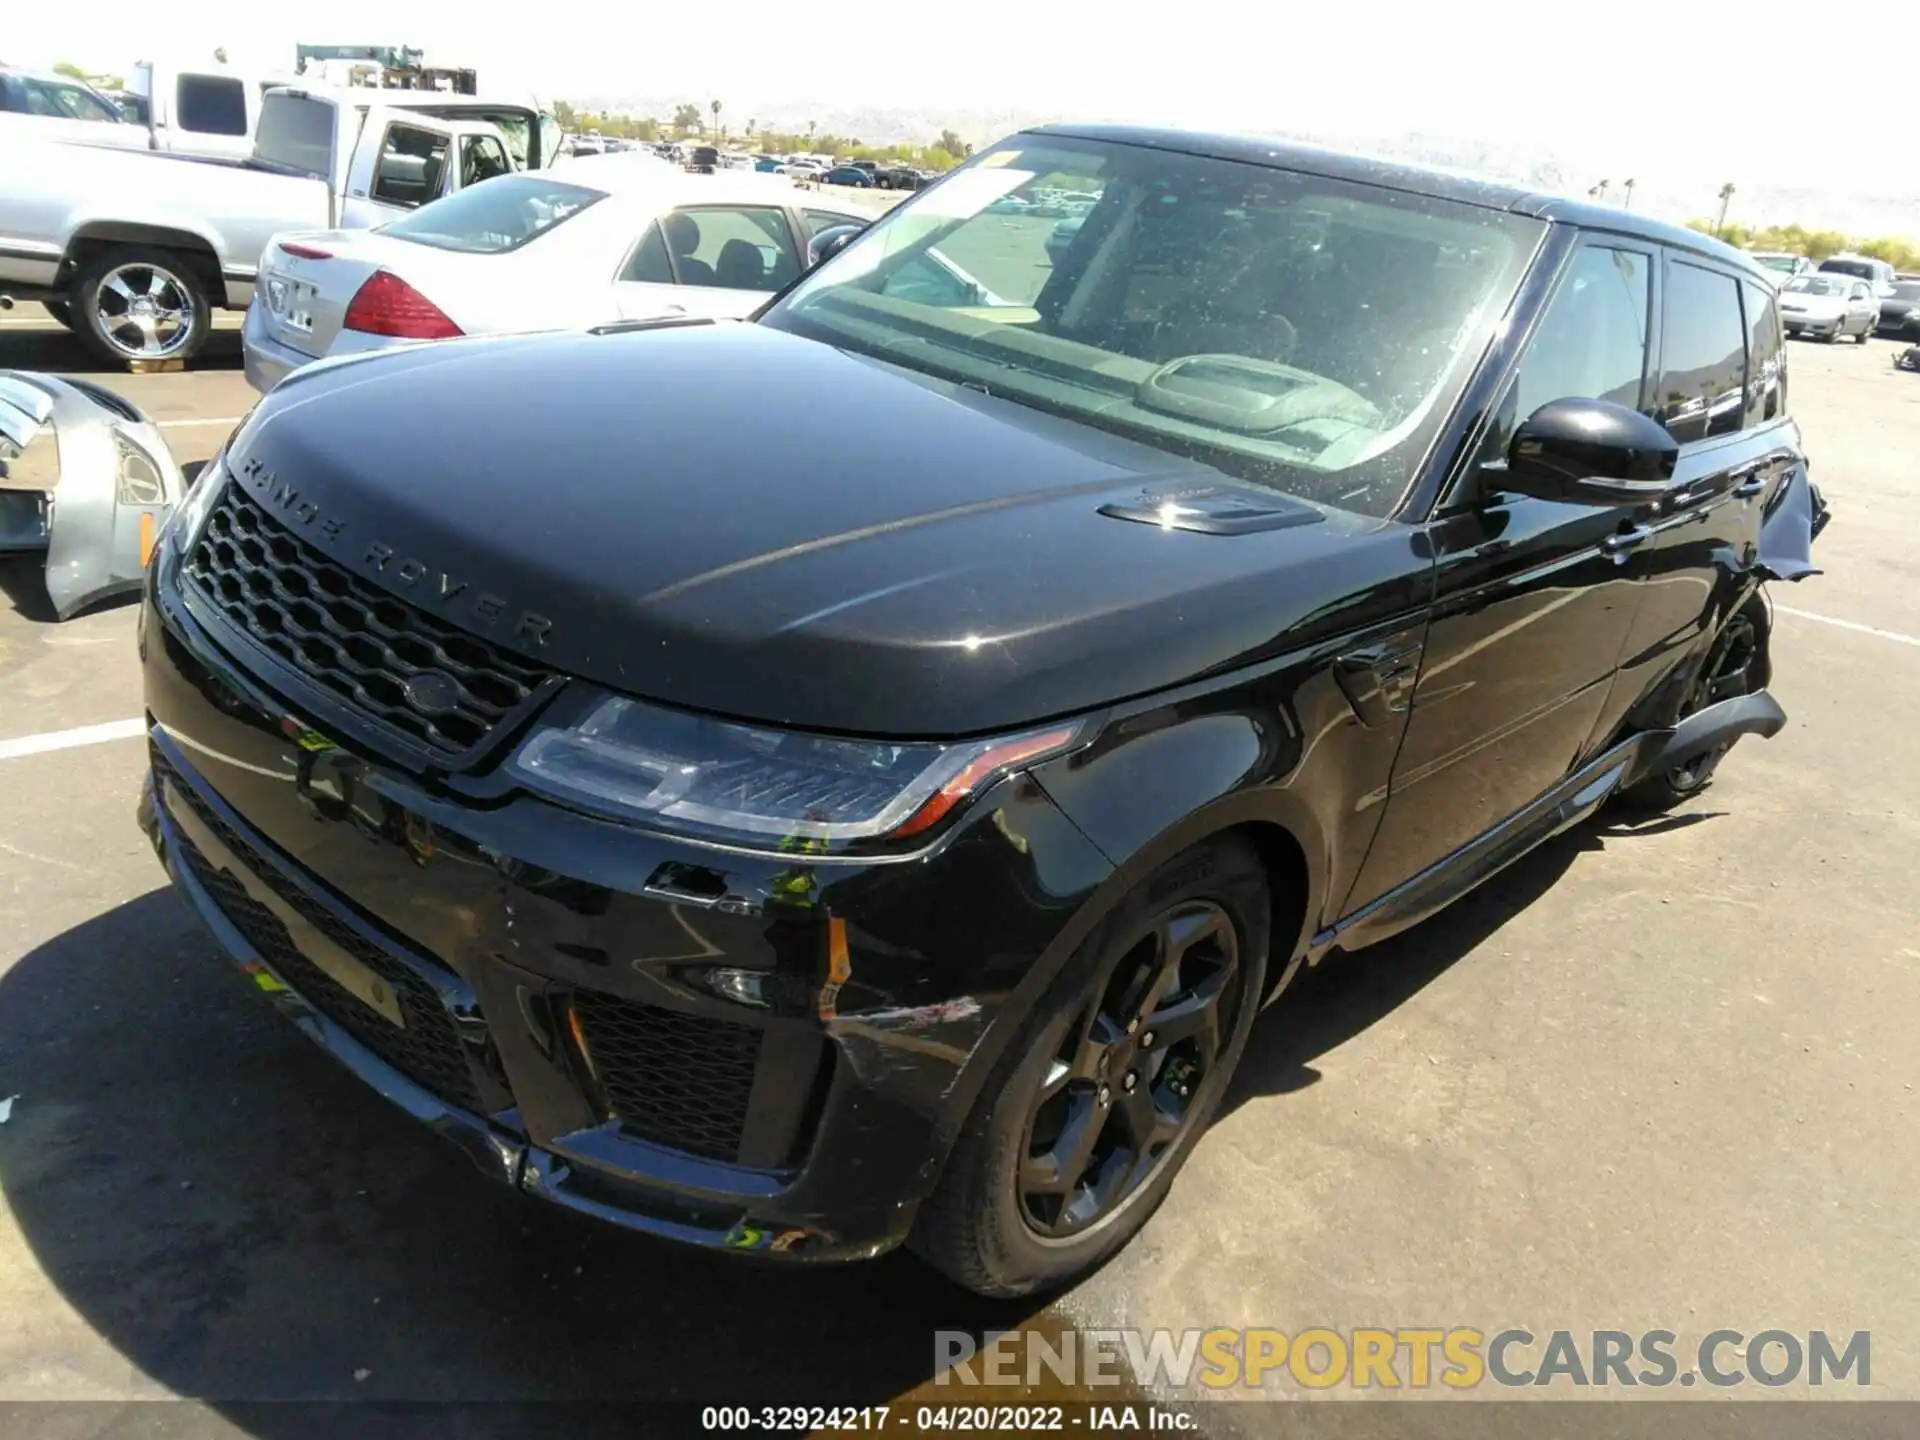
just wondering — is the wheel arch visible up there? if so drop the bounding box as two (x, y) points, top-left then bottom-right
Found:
(62, 224), (225, 299)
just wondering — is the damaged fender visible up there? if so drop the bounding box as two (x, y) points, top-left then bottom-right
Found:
(1755, 461), (1830, 584)
(0, 371), (189, 619)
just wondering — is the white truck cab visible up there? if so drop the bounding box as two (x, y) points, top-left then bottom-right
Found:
(127, 59), (299, 161)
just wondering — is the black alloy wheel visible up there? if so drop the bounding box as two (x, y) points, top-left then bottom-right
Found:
(1018, 901), (1241, 1238)
(911, 836), (1270, 1297)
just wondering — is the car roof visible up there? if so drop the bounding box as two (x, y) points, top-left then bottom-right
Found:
(1026, 123), (1773, 283)
(546, 155), (841, 209)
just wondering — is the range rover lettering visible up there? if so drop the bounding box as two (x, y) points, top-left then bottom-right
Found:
(139, 126), (1828, 1297)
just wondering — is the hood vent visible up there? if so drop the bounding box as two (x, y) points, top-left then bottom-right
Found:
(1098, 485), (1324, 536)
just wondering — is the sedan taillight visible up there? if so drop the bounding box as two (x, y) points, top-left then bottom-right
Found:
(342, 270), (464, 340)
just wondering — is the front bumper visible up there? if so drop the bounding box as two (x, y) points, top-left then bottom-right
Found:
(138, 552), (1114, 1261)
(1781, 312), (1842, 336)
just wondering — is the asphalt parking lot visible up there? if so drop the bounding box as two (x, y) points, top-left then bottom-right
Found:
(1, 303), (1918, 1432)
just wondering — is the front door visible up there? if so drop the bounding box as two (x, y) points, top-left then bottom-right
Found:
(339, 113), (457, 229)
(1344, 239), (1661, 911)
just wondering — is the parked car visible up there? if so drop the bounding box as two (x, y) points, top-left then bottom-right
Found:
(0, 86), (555, 367)
(1874, 278), (1920, 338)
(0, 368), (188, 618)
(1748, 250), (1811, 282)
(876, 165), (925, 190)
(1817, 252), (1897, 298)
(0, 64), (148, 149)
(822, 165), (874, 187)
(1045, 212), (1087, 265)
(242, 162), (867, 391)
(140, 123), (1826, 1300)
(1777, 272), (1877, 342)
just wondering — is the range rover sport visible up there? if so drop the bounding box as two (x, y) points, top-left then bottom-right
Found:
(138, 125), (1827, 1297)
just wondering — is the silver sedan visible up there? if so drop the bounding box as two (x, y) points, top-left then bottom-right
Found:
(241, 156), (872, 392)
(1777, 273), (1877, 343)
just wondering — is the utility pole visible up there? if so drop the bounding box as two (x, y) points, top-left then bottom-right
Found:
(1715, 182), (1736, 238)
(1622, 178), (1636, 210)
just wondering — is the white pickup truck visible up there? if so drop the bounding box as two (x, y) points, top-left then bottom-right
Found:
(0, 86), (563, 367)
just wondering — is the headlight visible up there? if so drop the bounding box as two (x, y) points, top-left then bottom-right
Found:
(166, 449), (227, 555)
(508, 692), (1084, 854)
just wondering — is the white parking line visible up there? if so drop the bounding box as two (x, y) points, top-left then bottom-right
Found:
(0, 718), (145, 762)
(1774, 605), (1920, 649)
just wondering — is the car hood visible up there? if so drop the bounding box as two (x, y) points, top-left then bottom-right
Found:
(1781, 293), (1845, 315)
(222, 323), (1405, 736)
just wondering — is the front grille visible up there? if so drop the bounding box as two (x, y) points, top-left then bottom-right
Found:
(571, 991), (761, 1163)
(158, 750), (487, 1112)
(183, 483), (553, 757)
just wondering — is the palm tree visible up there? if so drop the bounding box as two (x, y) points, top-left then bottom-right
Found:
(1622, 178), (1636, 210)
(1715, 182), (1736, 238)
(710, 100), (721, 138)
(807, 119), (817, 141)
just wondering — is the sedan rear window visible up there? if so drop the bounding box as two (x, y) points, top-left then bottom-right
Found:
(1783, 276), (1847, 296)
(378, 175), (606, 254)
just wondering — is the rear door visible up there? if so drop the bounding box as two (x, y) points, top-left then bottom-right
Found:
(613, 203), (803, 320)
(1600, 255), (1782, 741)
(340, 110), (459, 227)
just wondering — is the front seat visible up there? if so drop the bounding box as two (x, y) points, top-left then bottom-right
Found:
(715, 238), (768, 290)
(663, 213), (715, 286)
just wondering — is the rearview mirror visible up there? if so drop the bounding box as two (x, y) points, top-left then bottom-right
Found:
(1504, 397), (1679, 507)
(806, 224), (865, 269)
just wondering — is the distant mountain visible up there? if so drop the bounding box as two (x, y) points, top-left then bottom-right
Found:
(567, 96), (1920, 241)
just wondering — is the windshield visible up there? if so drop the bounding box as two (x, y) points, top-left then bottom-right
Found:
(762, 135), (1542, 517)
(377, 174), (604, 253)
(1785, 276), (1848, 296)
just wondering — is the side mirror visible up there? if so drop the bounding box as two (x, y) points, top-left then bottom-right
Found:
(806, 224), (865, 270)
(1504, 397), (1679, 507)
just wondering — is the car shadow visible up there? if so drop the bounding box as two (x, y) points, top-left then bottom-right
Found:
(0, 321), (243, 374)
(0, 553), (59, 622)
(0, 889), (1032, 1414)
(1223, 823), (1598, 1113)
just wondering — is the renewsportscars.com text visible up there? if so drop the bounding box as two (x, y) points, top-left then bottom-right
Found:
(936, 1328), (1871, 1390)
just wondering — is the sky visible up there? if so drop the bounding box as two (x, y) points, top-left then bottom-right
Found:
(10, 0), (1908, 213)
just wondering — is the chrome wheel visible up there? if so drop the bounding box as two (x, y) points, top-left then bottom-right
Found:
(1018, 900), (1242, 1240)
(91, 262), (197, 359)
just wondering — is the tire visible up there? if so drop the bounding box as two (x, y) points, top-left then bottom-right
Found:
(1857, 323), (1872, 345)
(1821, 327), (1839, 344)
(42, 300), (76, 332)
(71, 246), (212, 368)
(1619, 598), (1767, 812)
(911, 836), (1271, 1297)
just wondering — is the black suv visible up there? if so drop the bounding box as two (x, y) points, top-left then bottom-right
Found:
(139, 125), (1827, 1297)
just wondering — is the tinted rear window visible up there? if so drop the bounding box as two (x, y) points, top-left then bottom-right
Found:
(1893, 281), (1920, 302)
(253, 94), (334, 176)
(377, 174), (606, 253)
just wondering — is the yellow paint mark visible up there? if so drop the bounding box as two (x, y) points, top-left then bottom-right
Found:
(138, 512), (157, 567)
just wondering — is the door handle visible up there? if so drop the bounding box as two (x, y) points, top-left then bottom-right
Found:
(1732, 475), (1767, 499)
(1601, 525), (1653, 555)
